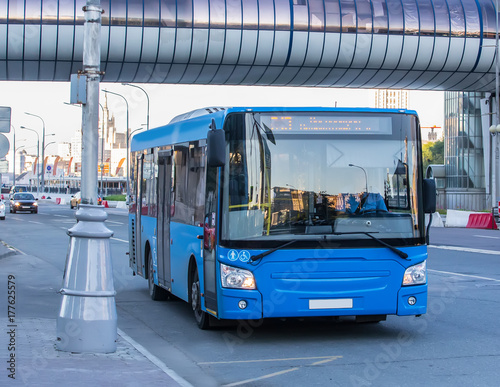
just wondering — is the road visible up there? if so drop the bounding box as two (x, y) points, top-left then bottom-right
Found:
(1, 201), (499, 386)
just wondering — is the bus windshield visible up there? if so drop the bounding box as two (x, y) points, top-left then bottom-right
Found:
(221, 111), (424, 248)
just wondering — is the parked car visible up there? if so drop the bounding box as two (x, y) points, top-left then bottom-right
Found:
(10, 193), (38, 214)
(70, 192), (102, 209)
(0, 198), (6, 220)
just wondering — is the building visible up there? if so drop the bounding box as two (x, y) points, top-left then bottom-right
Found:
(375, 90), (409, 110)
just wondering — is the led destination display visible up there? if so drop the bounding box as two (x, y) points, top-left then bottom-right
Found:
(263, 114), (393, 135)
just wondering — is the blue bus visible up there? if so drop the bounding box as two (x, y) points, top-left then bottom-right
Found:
(128, 107), (436, 329)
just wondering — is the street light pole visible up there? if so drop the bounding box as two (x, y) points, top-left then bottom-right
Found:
(103, 89), (130, 201)
(11, 125), (15, 186)
(121, 83), (150, 130)
(99, 103), (105, 198)
(25, 112), (46, 194)
(19, 126), (40, 196)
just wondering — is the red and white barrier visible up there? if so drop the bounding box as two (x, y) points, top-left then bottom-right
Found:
(466, 213), (498, 230)
(446, 209), (498, 229)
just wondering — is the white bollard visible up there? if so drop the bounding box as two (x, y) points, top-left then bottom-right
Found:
(56, 205), (116, 353)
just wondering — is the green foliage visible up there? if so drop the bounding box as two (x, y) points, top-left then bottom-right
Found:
(103, 194), (126, 201)
(422, 140), (444, 171)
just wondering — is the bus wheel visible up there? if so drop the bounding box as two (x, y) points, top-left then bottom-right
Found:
(191, 267), (210, 329)
(148, 251), (165, 301)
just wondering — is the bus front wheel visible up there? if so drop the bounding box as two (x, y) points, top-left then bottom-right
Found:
(191, 267), (210, 329)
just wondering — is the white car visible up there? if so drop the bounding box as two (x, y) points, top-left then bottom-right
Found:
(0, 199), (6, 220)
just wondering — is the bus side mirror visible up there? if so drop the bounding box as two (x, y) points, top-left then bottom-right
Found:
(423, 179), (437, 214)
(207, 119), (225, 167)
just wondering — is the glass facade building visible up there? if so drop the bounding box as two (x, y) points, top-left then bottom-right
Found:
(444, 91), (492, 210)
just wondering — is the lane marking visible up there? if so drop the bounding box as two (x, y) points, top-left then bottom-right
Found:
(224, 368), (300, 387)
(429, 269), (500, 282)
(219, 356), (342, 387)
(107, 221), (125, 225)
(111, 237), (128, 243)
(429, 245), (500, 256)
(117, 328), (193, 387)
(53, 214), (69, 218)
(29, 221), (43, 225)
(473, 235), (500, 240)
(199, 355), (341, 365)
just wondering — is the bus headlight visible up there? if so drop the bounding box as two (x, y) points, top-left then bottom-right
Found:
(402, 260), (427, 286)
(221, 263), (256, 289)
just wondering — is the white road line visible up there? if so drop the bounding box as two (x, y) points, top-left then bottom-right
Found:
(474, 234), (500, 240)
(200, 356), (341, 365)
(29, 221), (43, 225)
(220, 356), (342, 387)
(117, 328), (193, 387)
(111, 237), (128, 243)
(53, 214), (69, 218)
(106, 221), (124, 225)
(223, 368), (300, 387)
(428, 269), (500, 282)
(429, 245), (500, 256)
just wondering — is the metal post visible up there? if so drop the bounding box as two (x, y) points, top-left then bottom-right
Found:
(25, 113), (45, 194)
(121, 83), (150, 130)
(20, 126), (40, 197)
(99, 103), (105, 199)
(11, 125), (15, 185)
(102, 90), (130, 202)
(57, 0), (117, 353)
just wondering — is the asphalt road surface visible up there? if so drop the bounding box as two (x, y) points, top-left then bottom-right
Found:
(1, 201), (499, 386)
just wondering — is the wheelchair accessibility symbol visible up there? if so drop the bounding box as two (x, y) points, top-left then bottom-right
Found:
(238, 250), (250, 263)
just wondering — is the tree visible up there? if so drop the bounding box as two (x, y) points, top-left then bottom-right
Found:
(422, 139), (444, 171)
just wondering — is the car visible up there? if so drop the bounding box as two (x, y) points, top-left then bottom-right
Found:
(10, 192), (38, 214)
(0, 198), (6, 220)
(70, 192), (102, 209)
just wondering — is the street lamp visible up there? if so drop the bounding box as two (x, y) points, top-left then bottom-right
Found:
(121, 83), (150, 131)
(20, 126), (40, 196)
(103, 89), (130, 201)
(24, 112), (46, 194)
(10, 125), (15, 186)
(98, 103), (105, 197)
(349, 163), (368, 193)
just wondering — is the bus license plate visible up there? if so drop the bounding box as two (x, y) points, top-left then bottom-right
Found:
(309, 299), (353, 310)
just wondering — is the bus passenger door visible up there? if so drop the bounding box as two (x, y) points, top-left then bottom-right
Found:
(135, 154), (144, 276)
(203, 165), (219, 314)
(157, 152), (172, 290)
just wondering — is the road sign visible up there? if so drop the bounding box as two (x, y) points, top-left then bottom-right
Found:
(0, 133), (10, 158)
(47, 165), (52, 171)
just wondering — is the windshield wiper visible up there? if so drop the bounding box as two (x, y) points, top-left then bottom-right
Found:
(333, 231), (409, 260)
(250, 240), (298, 262)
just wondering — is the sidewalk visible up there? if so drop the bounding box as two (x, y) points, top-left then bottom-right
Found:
(0, 242), (190, 386)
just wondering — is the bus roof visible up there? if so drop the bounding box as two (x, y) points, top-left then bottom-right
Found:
(130, 107), (418, 152)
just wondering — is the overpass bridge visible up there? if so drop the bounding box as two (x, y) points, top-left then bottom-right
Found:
(0, 0), (497, 91)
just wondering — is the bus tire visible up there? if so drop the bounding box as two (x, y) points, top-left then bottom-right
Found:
(148, 251), (166, 301)
(191, 267), (210, 329)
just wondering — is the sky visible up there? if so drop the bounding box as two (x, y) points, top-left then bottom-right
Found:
(0, 81), (444, 170)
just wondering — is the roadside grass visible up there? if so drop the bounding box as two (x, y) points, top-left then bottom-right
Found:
(103, 194), (126, 201)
